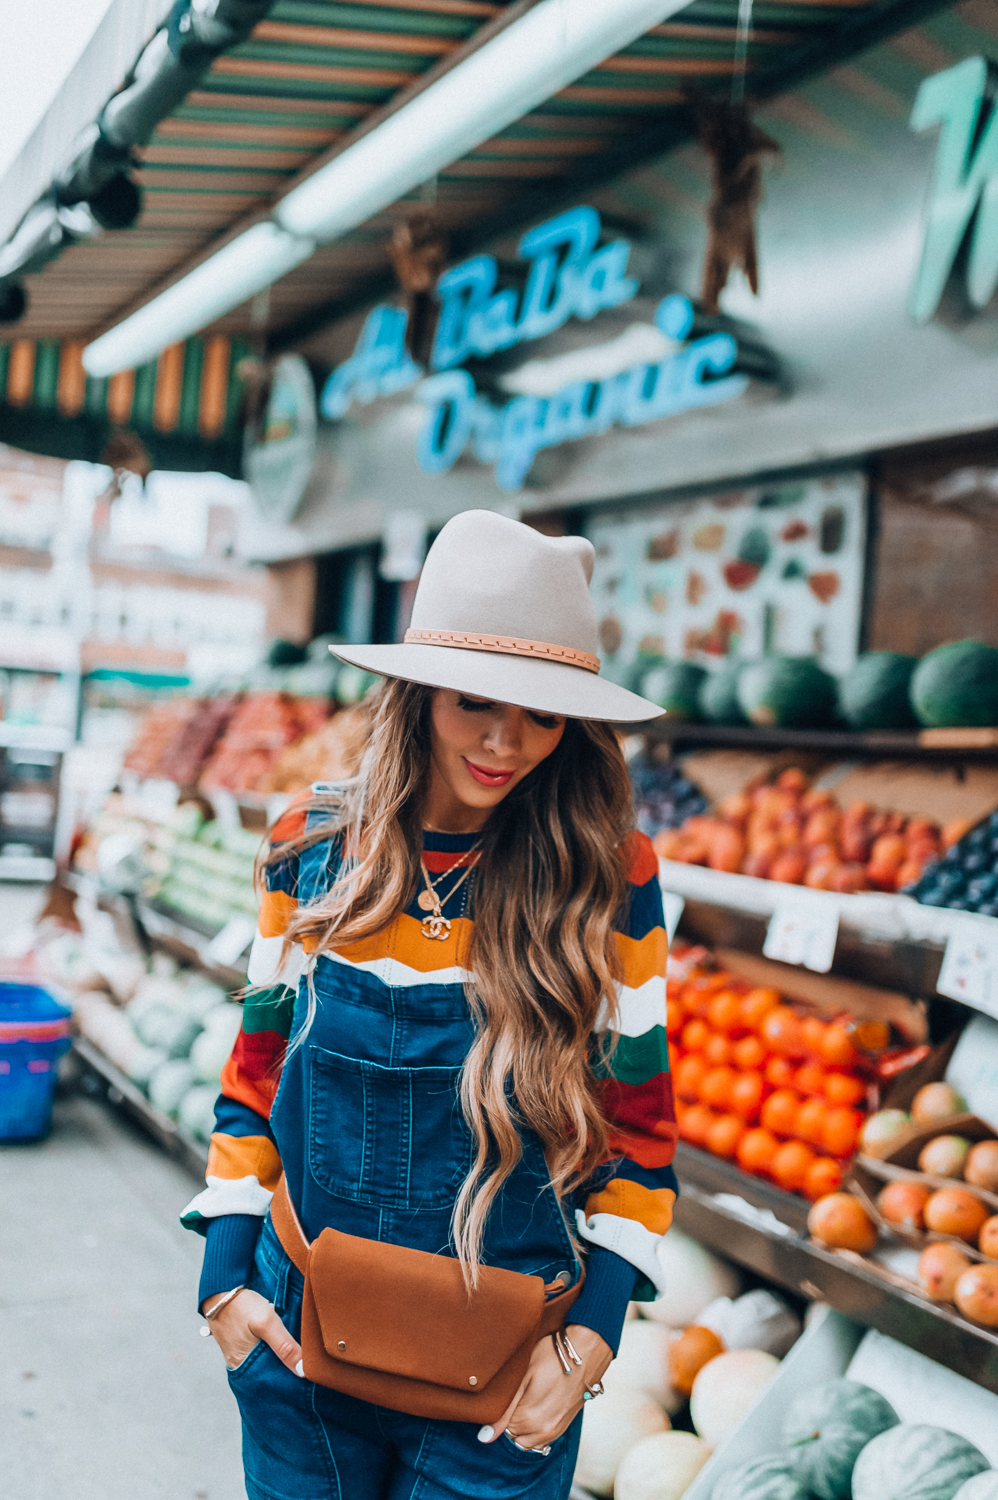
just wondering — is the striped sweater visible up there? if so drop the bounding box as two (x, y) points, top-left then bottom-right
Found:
(183, 798), (677, 1348)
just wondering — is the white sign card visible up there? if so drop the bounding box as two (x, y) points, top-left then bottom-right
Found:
(763, 896), (839, 973)
(205, 915), (256, 969)
(660, 890), (685, 943)
(936, 921), (998, 1019)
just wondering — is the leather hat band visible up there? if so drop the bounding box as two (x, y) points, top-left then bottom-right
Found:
(403, 628), (600, 674)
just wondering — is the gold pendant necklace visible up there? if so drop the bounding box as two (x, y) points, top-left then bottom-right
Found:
(418, 850), (479, 940)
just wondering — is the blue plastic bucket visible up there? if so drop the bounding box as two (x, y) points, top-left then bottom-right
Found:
(0, 982), (72, 1142)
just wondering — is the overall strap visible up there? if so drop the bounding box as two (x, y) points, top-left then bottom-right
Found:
(297, 783), (346, 908)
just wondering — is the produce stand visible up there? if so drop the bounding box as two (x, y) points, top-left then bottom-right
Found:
(134, 897), (250, 991)
(73, 1033), (209, 1179)
(672, 1143), (998, 1397)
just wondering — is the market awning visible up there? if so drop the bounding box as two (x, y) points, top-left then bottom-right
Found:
(3, 0), (951, 360)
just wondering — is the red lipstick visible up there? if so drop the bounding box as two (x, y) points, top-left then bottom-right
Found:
(464, 759), (515, 787)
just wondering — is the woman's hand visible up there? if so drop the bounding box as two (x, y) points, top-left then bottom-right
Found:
(201, 1287), (304, 1375)
(479, 1324), (612, 1453)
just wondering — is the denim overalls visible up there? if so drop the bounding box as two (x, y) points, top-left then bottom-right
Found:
(227, 816), (584, 1499)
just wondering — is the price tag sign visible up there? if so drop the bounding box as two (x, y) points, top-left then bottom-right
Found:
(205, 915), (256, 969)
(936, 923), (998, 1018)
(763, 896), (839, 973)
(660, 890), (685, 943)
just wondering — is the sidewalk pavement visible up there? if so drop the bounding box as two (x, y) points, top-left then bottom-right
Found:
(0, 1088), (246, 1500)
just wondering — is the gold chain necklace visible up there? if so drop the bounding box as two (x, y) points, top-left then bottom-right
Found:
(418, 850), (479, 940)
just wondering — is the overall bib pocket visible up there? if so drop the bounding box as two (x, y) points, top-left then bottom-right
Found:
(308, 1045), (471, 1211)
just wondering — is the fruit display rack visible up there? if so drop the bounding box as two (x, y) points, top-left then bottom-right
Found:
(73, 1034), (209, 1178)
(645, 721), (998, 759)
(672, 1142), (998, 1395)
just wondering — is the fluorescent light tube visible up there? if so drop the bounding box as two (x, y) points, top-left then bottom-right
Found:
(82, 222), (315, 376)
(277, 0), (695, 242)
(84, 0), (693, 374)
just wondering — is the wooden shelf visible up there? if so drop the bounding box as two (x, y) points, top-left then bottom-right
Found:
(645, 721), (998, 760)
(673, 1143), (998, 1395)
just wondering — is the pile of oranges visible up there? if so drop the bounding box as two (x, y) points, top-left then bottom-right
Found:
(670, 954), (876, 1200)
(654, 765), (969, 895)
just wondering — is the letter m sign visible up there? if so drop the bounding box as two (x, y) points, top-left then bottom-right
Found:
(909, 56), (998, 323)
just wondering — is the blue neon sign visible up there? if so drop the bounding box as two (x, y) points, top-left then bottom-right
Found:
(319, 206), (750, 490)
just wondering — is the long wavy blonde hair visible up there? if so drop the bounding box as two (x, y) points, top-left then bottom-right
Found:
(266, 677), (633, 1284)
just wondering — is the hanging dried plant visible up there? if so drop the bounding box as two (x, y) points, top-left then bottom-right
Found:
(387, 209), (449, 365)
(689, 93), (780, 313)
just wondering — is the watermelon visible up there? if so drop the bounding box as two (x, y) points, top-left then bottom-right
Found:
(851, 1425), (989, 1500)
(640, 661), (707, 720)
(838, 653), (918, 730)
(910, 641), (998, 728)
(737, 657), (838, 728)
(782, 1378), (899, 1500)
(699, 662), (748, 724)
(714, 1454), (810, 1500)
(953, 1477), (998, 1500)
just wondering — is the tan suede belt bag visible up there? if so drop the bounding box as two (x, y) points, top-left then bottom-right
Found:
(270, 1175), (583, 1423)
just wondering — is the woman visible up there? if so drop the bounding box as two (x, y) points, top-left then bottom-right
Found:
(182, 511), (678, 1500)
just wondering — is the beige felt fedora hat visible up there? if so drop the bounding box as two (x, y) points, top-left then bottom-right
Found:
(330, 509), (659, 722)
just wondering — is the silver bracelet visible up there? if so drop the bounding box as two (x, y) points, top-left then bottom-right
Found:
(202, 1284), (246, 1321)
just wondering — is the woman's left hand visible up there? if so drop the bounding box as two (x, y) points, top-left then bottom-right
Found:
(479, 1324), (612, 1454)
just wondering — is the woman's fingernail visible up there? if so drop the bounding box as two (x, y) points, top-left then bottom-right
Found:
(477, 1425), (494, 1443)
(295, 1360), (305, 1378)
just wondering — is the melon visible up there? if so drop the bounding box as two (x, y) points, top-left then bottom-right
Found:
(644, 1227), (742, 1327)
(614, 1430), (712, 1500)
(148, 1059), (197, 1118)
(782, 1378), (899, 1500)
(572, 1385), (668, 1497)
(737, 657), (838, 729)
(838, 653), (918, 730)
(699, 1290), (801, 1358)
(609, 1317), (683, 1414)
(699, 662), (748, 725)
(690, 1349), (779, 1448)
(851, 1424), (989, 1500)
(178, 1083), (221, 1143)
(640, 661), (707, 720)
(713, 1454), (810, 1500)
(910, 641), (998, 729)
(953, 1476), (998, 1500)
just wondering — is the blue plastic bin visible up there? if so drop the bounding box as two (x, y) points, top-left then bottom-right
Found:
(0, 982), (72, 1142)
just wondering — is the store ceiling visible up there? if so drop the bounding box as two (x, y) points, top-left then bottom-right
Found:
(11, 0), (956, 354)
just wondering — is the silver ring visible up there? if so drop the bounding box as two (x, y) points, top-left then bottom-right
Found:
(506, 1430), (552, 1457)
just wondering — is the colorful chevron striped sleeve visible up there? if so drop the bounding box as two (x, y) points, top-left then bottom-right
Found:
(576, 830), (677, 1299)
(180, 803), (306, 1234)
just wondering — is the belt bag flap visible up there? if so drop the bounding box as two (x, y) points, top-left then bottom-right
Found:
(308, 1227), (547, 1392)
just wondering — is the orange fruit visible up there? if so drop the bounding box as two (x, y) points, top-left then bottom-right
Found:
(703, 1032), (733, 1067)
(824, 1072), (865, 1108)
(675, 1054), (707, 1103)
(761, 1087), (802, 1137)
(772, 1140), (816, 1192)
(807, 1192), (878, 1252)
(977, 1215), (998, 1259)
(795, 1097), (829, 1147)
(733, 1035), (766, 1071)
(682, 974), (731, 1016)
(666, 998), (686, 1038)
(853, 1020), (890, 1053)
(681, 1018), (710, 1053)
(822, 1106), (861, 1159)
(821, 1024), (857, 1069)
(794, 1062), (828, 1097)
(924, 1187), (990, 1244)
(680, 1104), (714, 1147)
(740, 987), (782, 1032)
(737, 1126), (780, 1175)
(877, 1180), (931, 1230)
(764, 1055), (795, 1090)
(803, 1156), (843, 1201)
(730, 1070), (766, 1122)
(801, 1015), (829, 1056)
(708, 989), (745, 1035)
(668, 1325), (726, 1396)
(701, 1065), (738, 1111)
(761, 1006), (804, 1058)
(707, 1112), (747, 1159)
